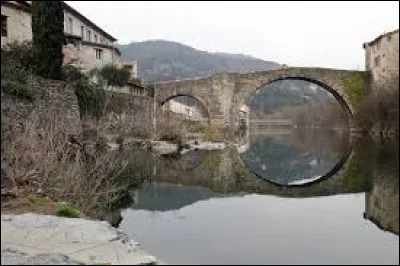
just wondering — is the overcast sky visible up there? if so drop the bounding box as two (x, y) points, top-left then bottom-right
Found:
(65, 1), (399, 70)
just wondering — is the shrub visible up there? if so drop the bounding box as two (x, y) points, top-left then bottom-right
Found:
(1, 41), (37, 72)
(1, 75), (34, 101)
(98, 64), (131, 87)
(355, 78), (399, 132)
(63, 64), (107, 119)
(56, 202), (80, 218)
(1, 47), (35, 101)
(1, 112), (131, 217)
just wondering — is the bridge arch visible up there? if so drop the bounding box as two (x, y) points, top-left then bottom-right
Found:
(158, 93), (211, 123)
(245, 76), (352, 118)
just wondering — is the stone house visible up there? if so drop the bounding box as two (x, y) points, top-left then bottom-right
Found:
(1, 1), (138, 81)
(363, 29), (399, 90)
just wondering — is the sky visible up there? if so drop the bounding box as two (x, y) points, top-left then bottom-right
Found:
(65, 1), (399, 70)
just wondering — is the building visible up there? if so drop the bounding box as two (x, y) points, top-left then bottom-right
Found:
(1, 1), (137, 79)
(363, 29), (399, 90)
(162, 99), (207, 121)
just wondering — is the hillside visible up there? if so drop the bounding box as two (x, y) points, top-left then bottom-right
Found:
(118, 40), (281, 82)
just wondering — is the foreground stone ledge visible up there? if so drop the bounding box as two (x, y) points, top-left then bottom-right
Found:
(1, 213), (158, 265)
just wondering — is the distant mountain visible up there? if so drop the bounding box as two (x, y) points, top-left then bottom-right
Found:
(118, 40), (281, 82)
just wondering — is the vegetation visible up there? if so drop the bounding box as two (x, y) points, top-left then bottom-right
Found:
(341, 72), (366, 110)
(1, 71), (34, 101)
(63, 64), (107, 119)
(32, 1), (64, 80)
(1, 111), (132, 216)
(354, 78), (399, 134)
(1, 44), (35, 101)
(56, 202), (80, 218)
(96, 64), (131, 88)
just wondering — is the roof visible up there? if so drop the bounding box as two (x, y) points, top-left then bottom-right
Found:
(62, 2), (117, 42)
(1, 1), (31, 12)
(2, 1), (117, 42)
(363, 29), (399, 48)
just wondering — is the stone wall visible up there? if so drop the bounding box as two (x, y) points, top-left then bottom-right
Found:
(1, 76), (81, 138)
(98, 91), (154, 140)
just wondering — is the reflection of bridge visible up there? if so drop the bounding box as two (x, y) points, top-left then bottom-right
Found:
(123, 139), (397, 235)
(249, 119), (293, 125)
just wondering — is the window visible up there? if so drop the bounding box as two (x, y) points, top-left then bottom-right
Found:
(94, 34), (97, 43)
(80, 25), (84, 38)
(95, 48), (103, 60)
(374, 56), (380, 67)
(100, 36), (104, 43)
(68, 17), (73, 34)
(87, 29), (91, 42)
(1, 15), (7, 37)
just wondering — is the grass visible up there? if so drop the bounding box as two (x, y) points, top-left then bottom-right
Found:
(55, 202), (80, 218)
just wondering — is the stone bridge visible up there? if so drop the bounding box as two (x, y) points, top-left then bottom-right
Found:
(150, 67), (367, 127)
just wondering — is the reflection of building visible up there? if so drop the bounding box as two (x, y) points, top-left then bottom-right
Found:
(364, 175), (399, 235)
(1, 1), (137, 78)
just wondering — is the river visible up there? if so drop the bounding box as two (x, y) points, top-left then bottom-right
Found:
(116, 127), (399, 265)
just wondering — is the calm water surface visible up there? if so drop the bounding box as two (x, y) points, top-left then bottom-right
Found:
(119, 128), (399, 265)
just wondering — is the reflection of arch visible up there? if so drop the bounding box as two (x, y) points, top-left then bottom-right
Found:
(246, 77), (352, 118)
(159, 94), (211, 122)
(239, 137), (353, 188)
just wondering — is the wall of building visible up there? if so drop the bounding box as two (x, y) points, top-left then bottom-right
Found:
(1, 4), (32, 46)
(63, 9), (113, 45)
(364, 29), (399, 90)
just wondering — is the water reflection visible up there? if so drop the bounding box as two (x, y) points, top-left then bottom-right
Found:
(114, 135), (398, 265)
(241, 127), (351, 186)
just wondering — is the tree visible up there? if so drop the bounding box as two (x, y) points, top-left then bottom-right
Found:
(98, 65), (131, 88)
(31, 1), (64, 80)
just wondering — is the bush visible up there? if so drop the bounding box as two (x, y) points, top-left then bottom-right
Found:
(1, 111), (132, 217)
(1, 46), (35, 101)
(63, 64), (107, 119)
(97, 64), (131, 87)
(1, 74), (34, 101)
(1, 41), (37, 72)
(355, 78), (399, 132)
(56, 202), (80, 218)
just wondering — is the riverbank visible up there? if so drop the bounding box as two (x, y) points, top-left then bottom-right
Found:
(1, 213), (158, 265)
